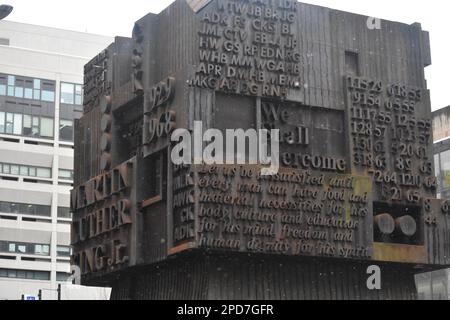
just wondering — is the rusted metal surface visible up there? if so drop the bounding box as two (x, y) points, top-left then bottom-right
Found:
(71, 0), (447, 299)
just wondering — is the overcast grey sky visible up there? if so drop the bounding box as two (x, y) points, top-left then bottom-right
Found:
(2, 0), (448, 110)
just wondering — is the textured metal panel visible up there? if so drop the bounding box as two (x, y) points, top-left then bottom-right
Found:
(110, 254), (418, 300)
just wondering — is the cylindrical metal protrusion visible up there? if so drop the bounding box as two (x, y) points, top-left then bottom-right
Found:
(100, 96), (112, 114)
(100, 153), (112, 171)
(395, 215), (417, 237)
(374, 213), (395, 235)
(100, 133), (112, 152)
(101, 114), (112, 132)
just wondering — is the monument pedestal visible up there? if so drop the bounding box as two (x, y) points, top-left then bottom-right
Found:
(106, 252), (419, 300)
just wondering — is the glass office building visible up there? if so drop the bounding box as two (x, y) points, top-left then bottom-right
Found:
(0, 20), (112, 300)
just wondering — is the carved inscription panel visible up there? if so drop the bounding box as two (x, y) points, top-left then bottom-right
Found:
(185, 165), (373, 260)
(189, 0), (302, 98)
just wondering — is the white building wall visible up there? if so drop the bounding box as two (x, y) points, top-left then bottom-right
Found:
(0, 20), (112, 300)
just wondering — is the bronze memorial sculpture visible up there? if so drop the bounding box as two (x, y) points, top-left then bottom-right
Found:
(71, 0), (448, 300)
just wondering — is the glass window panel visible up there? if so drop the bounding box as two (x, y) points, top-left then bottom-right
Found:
(59, 119), (74, 141)
(8, 269), (17, 278)
(441, 150), (450, 190)
(40, 117), (54, 138)
(34, 245), (42, 255)
(3, 164), (10, 174)
(0, 112), (4, 133)
(13, 113), (22, 135)
(17, 270), (26, 279)
(15, 87), (24, 98)
(56, 273), (71, 282)
(5, 115), (13, 133)
(10, 165), (19, 175)
(36, 168), (51, 179)
(8, 244), (15, 253)
(7, 86), (14, 96)
(33, 79), (41, 89)
(24, 88), (33, 99)
(23, 115), (32, 136)
(29, 167), (36, 177)
(33, 89), (40, 100)
(41, 90), (55, 102)
(59, 169), (73, 180)
(75, 94), (82, 106)
(57, 246), (71, 257)
(17, 245), (26, 253)
(75, 85), (83, 105)
(58, 207), (71, 219)
(0, 84), (6, 95)
(35, 271), (50, 281)
(61, 83), (74, 104)
(20, 166), (28, 176)
(7, 75), (15, 86)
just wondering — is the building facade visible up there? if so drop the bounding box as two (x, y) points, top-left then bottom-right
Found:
(72, 0), (450, 300)
(0, 20), (111, 300)
(433, 106), (450, 199)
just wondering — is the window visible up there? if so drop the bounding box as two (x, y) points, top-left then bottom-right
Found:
(57, 246), (71, 257)
(41, 90), (55, 102)
(75, 84), (83, 105)
(35, 244), (50, 256)
(22, 114), (31, 136)
(8, 243), (15, 253)
(59, 119), (74, 141)
(0, 241), (50, 256)
(17, 245), (27, 254)
(60, 82), (83, 105)
(20, 166), (28, 176)
(0, 201), (51, 217)
(0, 112), (53, 139)
(0, 269), (50, 281)
(24, 87), (33, 99)
(0, 86), (5, 95)
(7, 75), (14, 96)
(440, 150), (450, 191)
(57, 207), (72, 219)
(59, 169), (73, 180)
(5, 112), (13, 134)
(2, 164), (10, 174)
(56, 272), (72, 282)
(13, 113), (22, 135)
(61, 83), (74, 104)
(0, 112), (4, 133)
(0, 162), (52, 179)
(10, 165), (19, 175)
(0, 74), (56, 102)
(36, 167), (51, 179)
(40, 117), (54, 138)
